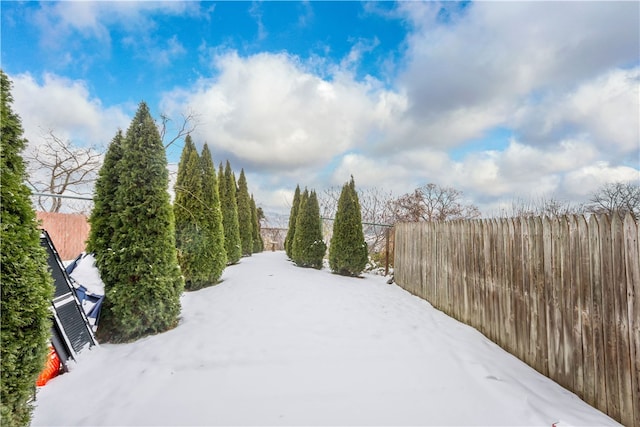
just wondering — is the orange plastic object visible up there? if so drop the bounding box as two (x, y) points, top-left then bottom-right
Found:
(36, 346), (61, 386)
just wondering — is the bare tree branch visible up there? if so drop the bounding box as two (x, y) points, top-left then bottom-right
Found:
(389, 183), (480, 223)
(25, 130), (102, 213)
(318, 186), (395, 255)
(502, 196), (585, 218)
(587, 181), (640, 219)
(160, 110), (201, 149)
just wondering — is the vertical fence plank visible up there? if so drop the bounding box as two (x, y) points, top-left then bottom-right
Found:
(544, 217), (559, 383)
(423, 222), (434, 302)
(612, 214), (633, 427)
(503, 219), (518, 355)
(394, 224), (404, 286)
(589, 215), (608, 415)
(417, 222), (424, 299)
(457, 222), (465, 322)
(482, 220), (494, 342)
(624, 214), (640, 427)
(495, 219), (507, 348)
(599, 215), (620, 421)
(560, 216), (575, 392)
(476, 221), (488, 336)
(512, 218), (526, 362)
(428, 222), (438, 308)
(531, 216), (548, 376)
(519, 218), (532, 366)
(450, 222), (460, 319)
(577, 215), (595, 407)
(491, 219), (501, 345)
(471, 220), (480, 330)
(568, 215), (584, 398)
(461, 221), (471, 325)
(437, 222), (445, 312)
(447, 222), (455, 317)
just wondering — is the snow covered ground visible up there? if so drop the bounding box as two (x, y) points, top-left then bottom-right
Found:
(32, 251), (619, 426)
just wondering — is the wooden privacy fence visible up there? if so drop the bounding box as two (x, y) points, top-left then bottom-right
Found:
(394, 214), (639, 427)
(36, 212), (90, 260)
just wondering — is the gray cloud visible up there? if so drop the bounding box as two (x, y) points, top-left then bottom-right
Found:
(395, 1), (640, 149)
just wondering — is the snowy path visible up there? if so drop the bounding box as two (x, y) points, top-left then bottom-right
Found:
(32, 251), (618, 426)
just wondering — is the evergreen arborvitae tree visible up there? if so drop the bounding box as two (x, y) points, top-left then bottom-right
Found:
(174, 135), (210, 290)
(236, 169), (253, 256)
(250, 194), (263, 253)
(329, 176), (368, 276)
(219, 161), (241, 264)
(96, 101), (184, 343)
(0, 70), (54, 427)
(200, 144), (226, 283)
(87, 130), (123, 259)
(291, 189), (308, 263)
(292, 189), (326, 269)
(284, 184), (301, 259)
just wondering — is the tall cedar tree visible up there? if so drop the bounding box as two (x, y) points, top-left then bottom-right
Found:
(87, 130), (123, 259)
(329, 177), (368, 276)
(174, 136), (210, 290)
(0, 70), (54, 427)
(219, 161), (241, 264)
(250, 194), (263, 253)
(96, 102), (184, 343)
(292, 189), (326, 269)
(291, 189), (308, 262)
(200, 145), (227, 283)
(236, 169), (253, 256)
(284, 184), (301, 258)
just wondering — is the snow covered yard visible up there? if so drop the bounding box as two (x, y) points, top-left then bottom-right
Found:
(32, 251), (618, 426)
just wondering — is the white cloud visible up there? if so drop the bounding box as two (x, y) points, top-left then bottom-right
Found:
(563, 163), (640, 197)
(449, 137), (638, 208)
(161, 51), (405, 172)
(341, 37), (380, 70)
(515, 67), (640, 158)
(131, 34), (188, 67)
(249, 2), (268, 42)
(34, 1), (201, 42)
(10, 72), (131, 150)
(30, 2), (202, 68)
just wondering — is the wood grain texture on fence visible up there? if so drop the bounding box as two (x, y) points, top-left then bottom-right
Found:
(36, 212), (90, 260)
(394, 214), (639, 427)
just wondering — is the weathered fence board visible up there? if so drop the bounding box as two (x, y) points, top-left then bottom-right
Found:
(624, 214), (640, 427)
(588, 214), (608, 414)
(394, 213), (639, 427)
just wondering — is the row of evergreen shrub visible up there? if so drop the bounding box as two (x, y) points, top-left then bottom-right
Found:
(285, 176), (368, 277)
(174, 139), (264, 290)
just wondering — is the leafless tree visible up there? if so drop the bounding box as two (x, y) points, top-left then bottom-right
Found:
(504, 196), (585, 218)
(389, 183), (480, 222)
(25, 130), (102, 213)
(586, 181), (640, 219)
(318, 186), (395, 254)
(159, 110), (200, 149)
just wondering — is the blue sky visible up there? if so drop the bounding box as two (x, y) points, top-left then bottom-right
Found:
(2, 1), (639, 218)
